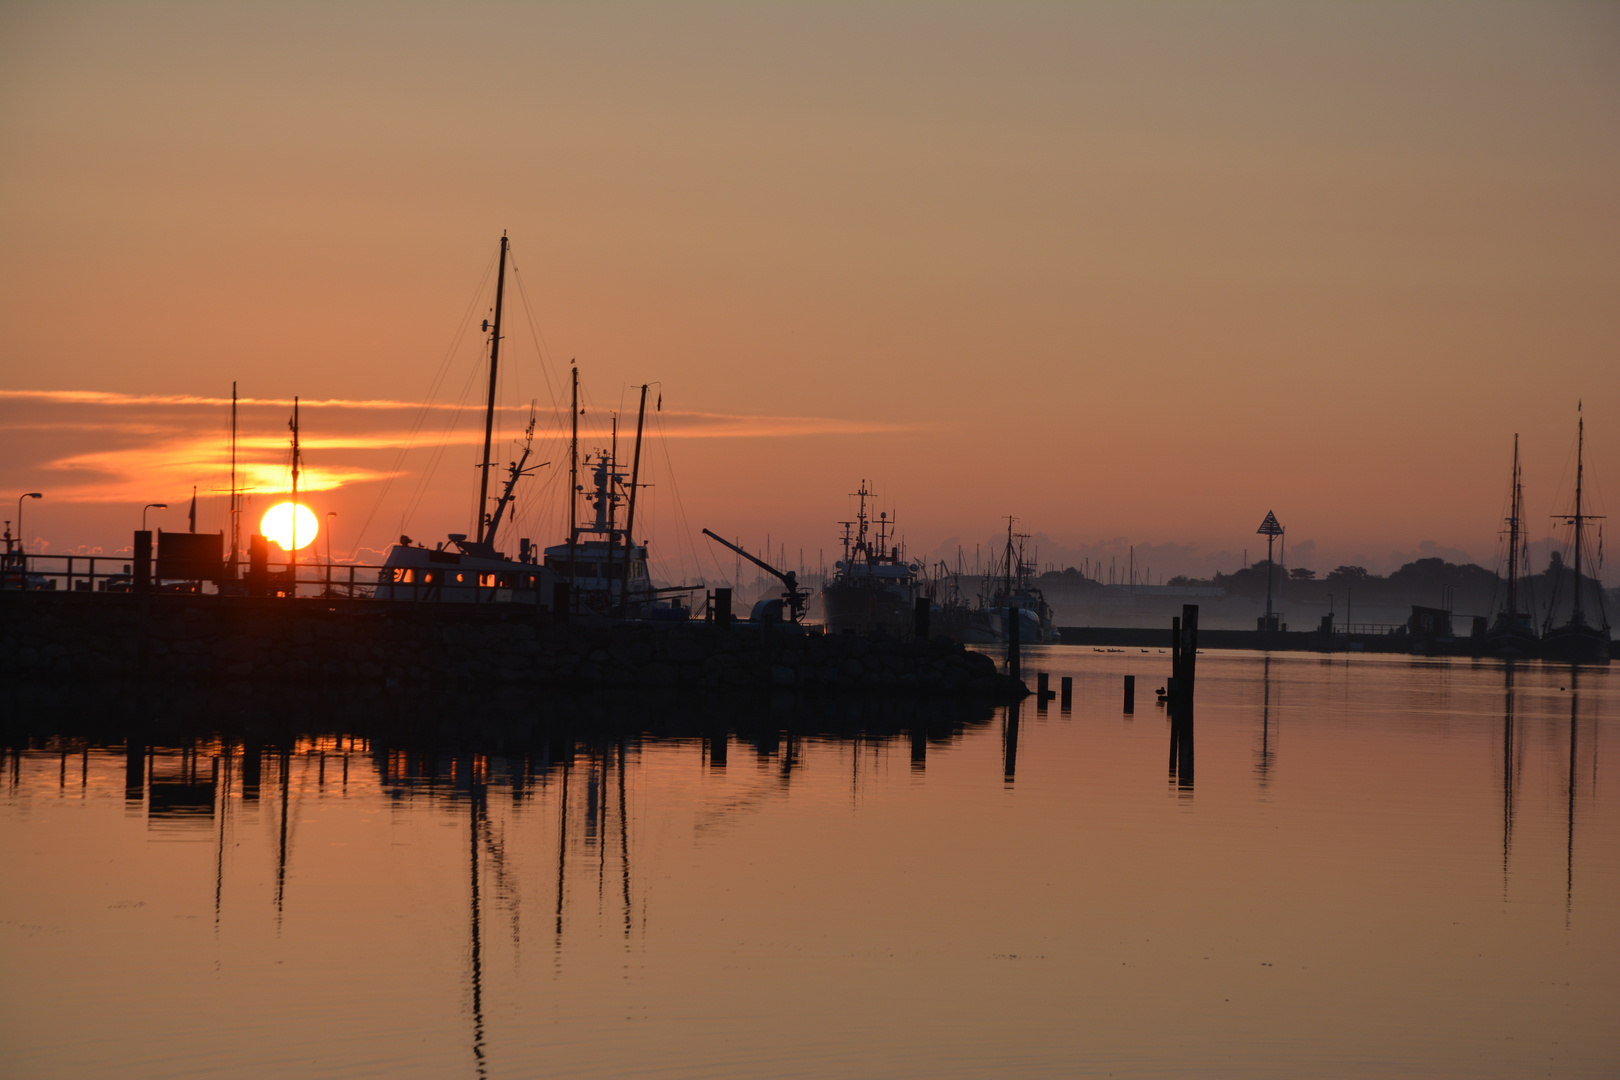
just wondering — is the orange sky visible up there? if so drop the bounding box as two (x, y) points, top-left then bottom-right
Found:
(2, 3), (1617, 582)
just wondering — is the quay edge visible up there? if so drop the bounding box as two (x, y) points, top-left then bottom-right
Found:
(0, 592), (1028, 698)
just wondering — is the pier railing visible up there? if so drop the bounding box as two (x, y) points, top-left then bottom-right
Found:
(2, 552), (382, 600)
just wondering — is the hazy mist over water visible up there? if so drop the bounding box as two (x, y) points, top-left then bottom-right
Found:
(3, 649), (1615, 1078)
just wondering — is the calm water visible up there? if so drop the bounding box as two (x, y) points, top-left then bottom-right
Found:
(2, 649), (1616, 1079)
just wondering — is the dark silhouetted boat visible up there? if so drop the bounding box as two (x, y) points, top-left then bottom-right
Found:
(1540, 410), (1610, 664)
(821, 481), (922, 636)
(1484, 434), (1538, 659)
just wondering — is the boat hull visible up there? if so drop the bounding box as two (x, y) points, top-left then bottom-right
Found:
(822, 581), (916, 637)
(1540, 623), (1611, 665)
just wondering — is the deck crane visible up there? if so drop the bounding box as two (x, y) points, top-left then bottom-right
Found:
(702, 529), (810, 624)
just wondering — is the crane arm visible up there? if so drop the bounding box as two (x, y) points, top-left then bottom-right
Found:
(702, 529), (795, 587)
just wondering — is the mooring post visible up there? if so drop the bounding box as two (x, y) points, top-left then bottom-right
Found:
(1123, 674), (1136, 713)
(1180, 604), (1199, 702)
(1007, 599), (1021, 683)
(133, 530), (152, 593)
(248, 533), (269, 597)
(1036, 671), (1049, 711)
(1060, 676), (1073, 713)
(913, 596), (931, 640)
(715, 587), (732, 629)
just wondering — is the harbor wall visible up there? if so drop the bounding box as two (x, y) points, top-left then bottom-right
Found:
(0, 593), (1019, 695)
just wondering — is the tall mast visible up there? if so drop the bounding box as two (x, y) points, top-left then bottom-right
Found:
(476, 234), (509, 546)
(1507, 434), (1520, 618)
(229, 382), (239, 575)
(1572, 412), (1584, 625)
(568, 365), (578, 613)
(619, 384), (648, 616)
(604, 415), (619, 602)
(289, 396), (299, 589)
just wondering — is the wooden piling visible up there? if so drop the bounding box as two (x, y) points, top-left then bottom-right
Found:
(1007, 600), (1021, 683)
(1123, 674), (1135, 713)
(1060, 676), (1073, 712)
(133, 530), (152, 593)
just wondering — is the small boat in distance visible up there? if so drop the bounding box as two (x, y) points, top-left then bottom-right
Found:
(1540, 409), (1611, 664)
(984, 518), (1059, 645)
(1484, 434), (1538, 659)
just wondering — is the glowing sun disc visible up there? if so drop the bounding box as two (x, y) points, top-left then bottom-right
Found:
(261, 502), (319, 551)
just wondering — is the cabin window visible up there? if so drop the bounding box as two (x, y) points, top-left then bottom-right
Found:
(393, 568), (413, 584)
(480, 574), (497, 588)
(455, 573), (465, 584)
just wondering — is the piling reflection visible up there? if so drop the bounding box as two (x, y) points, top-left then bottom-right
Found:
(1255, 656), (1276, 785)
(1003, 698), (1020, 784)
(1566, 666), (1578, 928)
(1500, 664), (1517, 900)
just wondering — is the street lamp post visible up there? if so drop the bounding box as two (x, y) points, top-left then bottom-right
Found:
(143, 503), (168, 531)
(17, 493), (42, 555)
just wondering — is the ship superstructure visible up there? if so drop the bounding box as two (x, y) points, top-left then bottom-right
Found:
(820, 481), (922, 636)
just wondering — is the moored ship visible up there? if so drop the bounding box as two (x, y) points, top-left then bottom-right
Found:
(1540, 410), (1610, 664)
(376, 235), (554, 605)
(821, 481), (922, 636)
(1483, 434), (1538, 659)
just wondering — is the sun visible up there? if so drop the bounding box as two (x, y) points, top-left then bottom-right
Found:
(260, 502), (319, 551)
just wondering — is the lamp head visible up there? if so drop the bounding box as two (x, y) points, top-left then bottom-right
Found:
(23, 492), (41, 499)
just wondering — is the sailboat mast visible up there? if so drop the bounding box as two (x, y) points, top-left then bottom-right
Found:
(1507, 434), (1520, 618)
(619, 384), (648, 617)
(229, 381), (238, 575)
(1572, 413), (1584, 624)
(568, 365), (578, 613)
(289, 396), (299, 588)
(476, 234), (509, 545)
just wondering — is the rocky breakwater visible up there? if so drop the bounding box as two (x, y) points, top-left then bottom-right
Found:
(0, 592), (1025, 697)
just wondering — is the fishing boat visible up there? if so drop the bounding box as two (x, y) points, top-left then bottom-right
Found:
(375, 235), (554, 605)
(930, 560), (1004, 644)
(1483, 434), (1538, 659)
(821, 482), (923, 636)
(1540, 410), (1610, 664)
(539, 375), (665, 618)
(983, 518), (1059, 644)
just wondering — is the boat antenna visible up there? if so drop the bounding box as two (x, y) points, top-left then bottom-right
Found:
(475, 233), (509, 546)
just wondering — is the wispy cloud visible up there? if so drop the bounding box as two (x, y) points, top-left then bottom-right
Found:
(1, 388), (919, 502)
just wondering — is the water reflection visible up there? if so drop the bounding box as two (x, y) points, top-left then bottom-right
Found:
(1566, 666), (1578, 928)
(1255, 656), (1276, 785)
(1500, 664), (1516, 901)
(2, 657), (1616, 1080)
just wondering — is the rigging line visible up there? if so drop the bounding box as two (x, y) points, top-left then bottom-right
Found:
(505, 249), (564, 413)
(400, 349), (487, 535)
(653, 408), (720, 586)
(352, 250), (498, 555)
